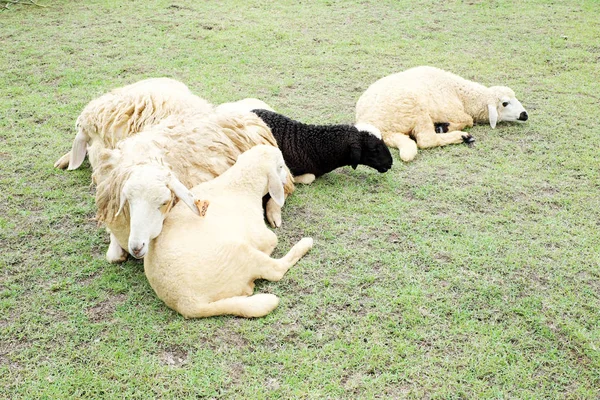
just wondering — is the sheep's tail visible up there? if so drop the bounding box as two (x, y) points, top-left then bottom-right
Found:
(176, 294), (280, 319)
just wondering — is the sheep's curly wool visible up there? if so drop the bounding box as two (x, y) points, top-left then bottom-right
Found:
(251, 109), (392, 178)
(54, 77), (213, 170)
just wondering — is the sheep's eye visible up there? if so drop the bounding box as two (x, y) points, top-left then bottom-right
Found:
(159, 201), (169, 209)
(502, 101), (509, 107)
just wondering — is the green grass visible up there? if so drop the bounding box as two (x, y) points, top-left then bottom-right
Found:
(1, 0), (599, 398)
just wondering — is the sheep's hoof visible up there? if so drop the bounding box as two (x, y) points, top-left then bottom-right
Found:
(435, 122), (450, 134)
(462, 134), (475, 146)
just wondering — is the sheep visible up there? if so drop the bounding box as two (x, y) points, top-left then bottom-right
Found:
(250, 109), (393, 185)
(93, 111), (295, 263)
(355, 66), (529, 162)
(54, 77), (213, 170)
(144, 145), (314, 318)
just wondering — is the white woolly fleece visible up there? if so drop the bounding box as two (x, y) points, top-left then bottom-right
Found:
(354, 123), (382, 139)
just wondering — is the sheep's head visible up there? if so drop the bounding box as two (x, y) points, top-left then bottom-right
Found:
(350, 127), (393, 173)
(487, 86), (528, 128)
(237, 145), (287, 207)
(115, 165), (200, 259)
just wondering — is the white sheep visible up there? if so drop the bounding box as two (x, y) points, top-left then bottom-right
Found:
(54, 77), (213, 170)
(93, 111), (295, 263)
(144, 145), (314, 318)
(355, 66), (529, 162)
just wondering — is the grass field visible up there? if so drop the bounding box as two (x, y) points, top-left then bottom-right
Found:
(1, 0), (599, 398)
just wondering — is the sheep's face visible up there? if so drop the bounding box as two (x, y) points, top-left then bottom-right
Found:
(355, 133), (393, 173)
(238, 145), (287, 206)
(489, 86), (528, 128)
(267, 149), (288, 207)
(118, 166), (199, 259)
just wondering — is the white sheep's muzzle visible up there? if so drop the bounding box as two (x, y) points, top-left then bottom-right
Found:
(127, 200), (165, 259)
(498, 97), (528, 123)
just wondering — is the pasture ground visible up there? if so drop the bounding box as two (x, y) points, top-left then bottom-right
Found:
(1, 0), (599, 398)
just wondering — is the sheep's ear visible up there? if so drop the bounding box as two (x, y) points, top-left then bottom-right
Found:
(267, 168), (285, 207)
(488, 104), (498, 129)
(350, 144), (361, 170)
(167, 175), (200, 216)
(115, 189), (126, 218)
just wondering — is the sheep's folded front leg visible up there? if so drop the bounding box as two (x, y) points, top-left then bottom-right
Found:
(265, 198), (282, 228)
(294, 174), (316, 185)
(106, 232), (128, 263)
(413, 114), (471, 149)
(54, 151), (71, 169)
(383, 132), (418, 162)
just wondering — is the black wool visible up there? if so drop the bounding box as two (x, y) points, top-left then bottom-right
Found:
(251, 109), (393, 178)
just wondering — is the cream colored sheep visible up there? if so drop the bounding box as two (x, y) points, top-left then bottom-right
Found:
(54, 77), (213, 170)
(93, 111), (295, 263)
(144, 145), (313, 318)
(356, 66), (529, 162)
(216, 98), (275, 114)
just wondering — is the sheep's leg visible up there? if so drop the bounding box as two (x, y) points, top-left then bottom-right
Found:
(254, 237), (313, 282)
(177, 294), (281, 319)
(294, 174), (316, 185)
(265, 198), (282, 228)
(54, 151), (71, 169)
(106, 233), (128, 263)
(383, 133), (418, 162)
(255, 228), (278, 255)
(67, 130), (90, 170)
(413, 115), (468, 149)
(445, 112), (474, 132)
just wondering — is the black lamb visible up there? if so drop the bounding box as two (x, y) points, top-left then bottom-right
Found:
(251, 109), (393, 182)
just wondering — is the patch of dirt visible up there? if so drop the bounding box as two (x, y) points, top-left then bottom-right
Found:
(86, 293), (127, 322)
(159, 347), (189, 367)
(198, 321), (249, 351)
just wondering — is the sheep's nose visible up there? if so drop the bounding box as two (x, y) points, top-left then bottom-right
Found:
(519, 111), (528, 121)
(131, 243), (145, 256)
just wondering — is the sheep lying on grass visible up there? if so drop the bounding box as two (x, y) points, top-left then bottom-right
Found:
(145, 145), (313, 318)
(93, 111), (295, 263)
(355, 66), (529, 162)
(251, 109), (393, 184)
(54, 77), (213, 170)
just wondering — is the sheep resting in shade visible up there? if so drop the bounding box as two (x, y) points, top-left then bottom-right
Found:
(355, 66), (529, 162)
(93, 111), (295, 263)
(145, 145), (313, 318)
(54, 77), (213, 170)
(251, 108), (393, 185)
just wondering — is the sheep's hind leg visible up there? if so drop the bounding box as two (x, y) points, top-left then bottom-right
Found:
(294, 174), (316, 184)
(177, 294), (281, 319)
(383, 133), (418, 162)
(254, 237), (313, 282)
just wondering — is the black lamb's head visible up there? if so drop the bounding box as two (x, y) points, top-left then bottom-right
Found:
(350, 128), (393, 173)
